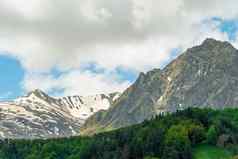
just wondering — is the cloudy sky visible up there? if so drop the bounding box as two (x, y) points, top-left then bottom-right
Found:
(0, 0), (238, 100)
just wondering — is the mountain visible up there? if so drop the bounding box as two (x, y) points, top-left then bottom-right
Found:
(1, 108), (238, 159)
(0, 89), (120, 139)
(81, 38), (238, 134)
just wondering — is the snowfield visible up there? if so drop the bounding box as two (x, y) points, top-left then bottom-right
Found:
(0, 89), (120, 139)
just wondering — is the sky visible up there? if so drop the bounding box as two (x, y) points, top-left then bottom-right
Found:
(0, 0), (238, 100)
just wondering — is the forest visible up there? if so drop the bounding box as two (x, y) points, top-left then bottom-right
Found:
(1, 108), (238, 159)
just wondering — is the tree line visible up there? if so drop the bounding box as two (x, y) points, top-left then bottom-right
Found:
(1, 108), (238, 159)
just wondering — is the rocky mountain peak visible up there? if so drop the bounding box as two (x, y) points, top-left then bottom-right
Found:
(201, 38), (221, 45)
(201, 38), (233, 47)
(28, 89), (48, 98)
(81, 38), (238, 135)
(185, 39), (236, 59)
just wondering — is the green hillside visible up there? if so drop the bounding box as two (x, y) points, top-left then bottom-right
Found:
(0, 108), (238, 159)
(193, 144), (233, 159)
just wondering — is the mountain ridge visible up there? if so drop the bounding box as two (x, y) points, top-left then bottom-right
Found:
(0, 89), (121, 138)
(81, 38), (238, 134)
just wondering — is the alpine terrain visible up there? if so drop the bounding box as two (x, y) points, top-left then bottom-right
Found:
(0, 89), (120, 138)
(81, 38), (238, 134)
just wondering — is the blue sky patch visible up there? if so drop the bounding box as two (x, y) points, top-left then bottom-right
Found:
(80, 62), (106, 74)
(114, 67), (138, 83)
(212, 17), (238, 40)
(0, 54), (24, 100)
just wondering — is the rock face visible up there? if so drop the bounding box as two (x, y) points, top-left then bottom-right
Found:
(0, 89), (120, 139)
(81, 38), (238, 134)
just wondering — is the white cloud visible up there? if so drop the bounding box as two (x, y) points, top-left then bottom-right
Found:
(23, 70), (131, 96)
(0, 0), (237, 96)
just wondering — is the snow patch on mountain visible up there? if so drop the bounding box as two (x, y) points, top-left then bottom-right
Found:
(0, 89), (121, 139)
(59, 94), (116, 119)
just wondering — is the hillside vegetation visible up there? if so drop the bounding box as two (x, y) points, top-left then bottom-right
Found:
(1, 108), (238, 159)
(193, 144), (233, 159)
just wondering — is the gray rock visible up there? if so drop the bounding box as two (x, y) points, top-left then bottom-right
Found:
(81, 38), (238, 134)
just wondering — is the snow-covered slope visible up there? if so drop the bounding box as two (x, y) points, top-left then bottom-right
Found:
(59, 93), (120, 119)
(0, 89), (120, 139)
